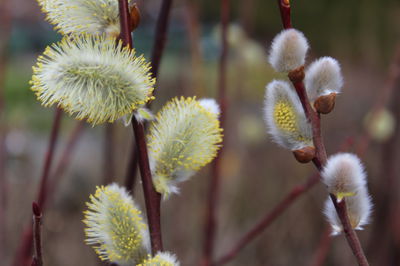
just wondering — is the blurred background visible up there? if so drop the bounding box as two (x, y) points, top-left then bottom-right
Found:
(1, 0), (400, 265)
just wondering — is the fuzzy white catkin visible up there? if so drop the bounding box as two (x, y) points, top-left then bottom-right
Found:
(147, 97), (223, 199)
(37, 0), (132, 36)
(305, 57), (343, 102)
(324, 187), (372, 235)
(268, 29), (309, 73)
(138, 252), (180, 266)
(83, 183), (151, 265)
(322, 153), (367, 201)
(264, 80), (313, 151)
(198, 98), (221, 116)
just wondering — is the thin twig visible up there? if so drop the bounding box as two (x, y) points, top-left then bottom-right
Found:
(12, 108), (62, 266)
(216, 173), (320, 265)
(37, 108), (63, 208)
(277, 1), (369, 265)
(201, 0), (229, 265)
(32, 202), (43, 266)
(131, 117), (163, 253)
(118, 0), (163, 254)
(47, 121), (85, 200)
(13, 121), (83, 266)
(150, 0), (173, 81)
(366, 52), (400, 264)
(309, 226), (332, 266)
(124, 0), (173, 191)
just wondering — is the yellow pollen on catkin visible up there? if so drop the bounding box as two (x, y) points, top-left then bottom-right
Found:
(137, 253), (178, 266)
(273, 101), (298, 133)
(36, 0), (133, 36)
(83, 184), (149, 264)
(31, 34), (155, 125)
(147, 97), (223, 197)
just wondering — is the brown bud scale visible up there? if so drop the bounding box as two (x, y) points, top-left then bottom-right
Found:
(129, 4), (141, 32)
(288, 65), (305, 83)
(293, 146), (316, 163)
(314, 93), (336, 114)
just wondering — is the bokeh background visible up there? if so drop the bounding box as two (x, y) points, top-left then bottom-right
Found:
(1, 0), (400, 265)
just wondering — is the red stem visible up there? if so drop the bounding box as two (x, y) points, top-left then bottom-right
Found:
(47, 121), (85, 199)
(124, 0), (173, 192)
(32, 202), (43, 266)
(118, 0), (163, 254)
(13, 108), (62, 266)
(201, 0), (229, 265)
(276, 0), (292, 29)
(131, 117), (163, 254)
(150, 0), (173, 81)
(37, 108), (63, 208)
(309, 226), (332, 266)
(277, 2), (369, 265)
(216, 173), (320, 265)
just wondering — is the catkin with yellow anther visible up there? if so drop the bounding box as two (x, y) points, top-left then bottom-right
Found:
(37, 0), (134, 36)
(30, 34), (155, 125)
(83, 183), (150, 265)
(264, 80), (313, 151)
(322, 153), (373, 235)
(147, 97), (223, 198)
(137, 252), (180, 266)
(322, 153), (367, 202)
(324, 187), (372, 235)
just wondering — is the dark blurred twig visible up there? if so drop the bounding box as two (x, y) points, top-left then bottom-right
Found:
(201, 0), (229, 265)
(13, 108), (62, 266)
(32, 202), (43, 266)
(216, 173), (320, 265)
(0, 0), (11, 260)
(309, 226), (332, 266)
(365, 48), (400, 265)
(48, 121), (86, 199)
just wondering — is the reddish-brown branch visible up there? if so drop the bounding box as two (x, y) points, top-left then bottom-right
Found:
(118, 0), (163, 254)
(290, 66), (369, 266)
(124, 0), (173, 193)
(309, 226), (332, 266)
(13, 108), (62, 266)
(290, 60), (369, 266)
(201, 0), (229, 265)
(32, 202), (43, 266)
(150, 0), (173, 81)
(216, 173), (320, 265)
(37, 108), (63, 208)
(131, 117), (163, 253)
(277, 2), (369, 265)
(48, 121), (85, 199)
(276, 0), (292, 29)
